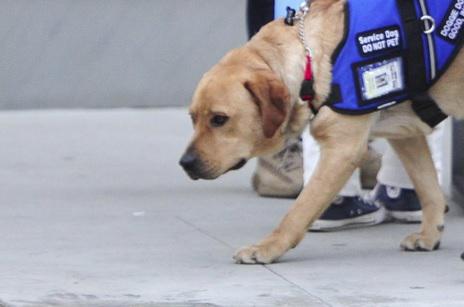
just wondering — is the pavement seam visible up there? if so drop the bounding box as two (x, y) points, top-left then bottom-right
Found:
(176, 215), (332, 306)
(175, 216), (235, 249)
(263, 265), (333, 307)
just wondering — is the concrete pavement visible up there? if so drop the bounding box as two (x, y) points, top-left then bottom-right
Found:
(0, 108), (463, 306)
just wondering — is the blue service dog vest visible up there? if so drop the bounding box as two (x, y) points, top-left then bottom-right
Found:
(275, 0), (464, 115)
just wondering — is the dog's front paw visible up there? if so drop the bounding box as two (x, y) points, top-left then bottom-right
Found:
(233, 240), (287, 264)
(400, 232), (441, 251)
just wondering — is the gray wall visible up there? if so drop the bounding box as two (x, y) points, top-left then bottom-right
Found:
(0, 0), (247, 109)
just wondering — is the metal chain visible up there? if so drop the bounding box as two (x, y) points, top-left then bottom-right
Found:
(297, 1), (312, 57)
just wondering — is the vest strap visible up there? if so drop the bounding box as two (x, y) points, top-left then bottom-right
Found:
(397, 0), (427, 92)
(411, 94), (448, 128)
(397, 0), (448, 127)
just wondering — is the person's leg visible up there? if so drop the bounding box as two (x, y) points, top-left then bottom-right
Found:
(378, 123), (444, 186)
(375, 124), (444, 222)
(246, 0), (275, 39)
(377, 146), (414, 189)
(303, 130), (386, 231)
(251, 0), (378, 199)
(249, 0), (306, 198)
(302, 129), (361, 195)
(252, 139), (304, 198)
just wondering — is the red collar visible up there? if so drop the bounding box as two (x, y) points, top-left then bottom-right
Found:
(299, 55), (317, 114)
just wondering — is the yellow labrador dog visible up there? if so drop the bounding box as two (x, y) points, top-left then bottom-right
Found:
(180, 0), (464, 264)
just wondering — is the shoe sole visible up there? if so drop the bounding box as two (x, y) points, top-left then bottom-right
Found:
(386, 210), (422, 223)
(309, 206), (387, 232)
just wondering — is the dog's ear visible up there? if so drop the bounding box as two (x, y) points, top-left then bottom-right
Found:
(244, 71), (290, 138)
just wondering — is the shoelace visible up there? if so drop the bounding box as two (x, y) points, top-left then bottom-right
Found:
(362, 192), (381, 210)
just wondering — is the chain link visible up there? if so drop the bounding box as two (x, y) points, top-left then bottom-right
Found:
(296, 1), (312, 57)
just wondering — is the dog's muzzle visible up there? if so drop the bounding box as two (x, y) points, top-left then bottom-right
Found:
(179, 151), (202, 180)
(229, 159), (247, 171)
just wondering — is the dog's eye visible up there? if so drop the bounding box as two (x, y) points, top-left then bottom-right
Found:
(210, 115), (229, 127)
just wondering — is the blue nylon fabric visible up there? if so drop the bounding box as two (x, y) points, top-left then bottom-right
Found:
(331, 0), (408, 113)
(415, 0), (433, 83)
(274, 0), (460, 114)
(427, 1), (460, 72)
(415, 0), (457, 84)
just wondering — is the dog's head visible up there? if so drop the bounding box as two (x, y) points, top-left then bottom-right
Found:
(179, 55), (291, 180)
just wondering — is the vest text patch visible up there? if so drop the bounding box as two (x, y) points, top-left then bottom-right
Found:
(439, 0), (464, 43)
(356, 26), (402, 57)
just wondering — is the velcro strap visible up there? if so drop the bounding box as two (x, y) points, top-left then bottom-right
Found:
(411, 94), (448, 128)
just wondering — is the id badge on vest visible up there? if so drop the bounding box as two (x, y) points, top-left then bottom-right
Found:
(357, 56), (405, 102)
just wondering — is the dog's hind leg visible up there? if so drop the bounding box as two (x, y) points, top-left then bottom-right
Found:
(233, 108), (374, 264)
(388, 136), (446, 251)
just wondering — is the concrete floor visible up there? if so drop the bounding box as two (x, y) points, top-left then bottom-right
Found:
(1, 108), (463, 307)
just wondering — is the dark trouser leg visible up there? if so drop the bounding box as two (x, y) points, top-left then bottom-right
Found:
(246, 0), (275, 39)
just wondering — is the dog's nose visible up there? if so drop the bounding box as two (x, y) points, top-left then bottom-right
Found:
(179, 152), (198, 171)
